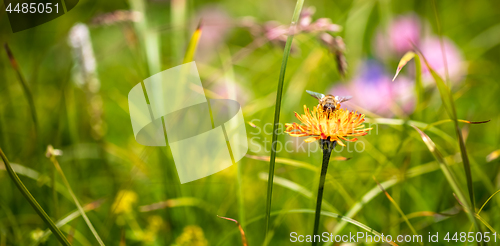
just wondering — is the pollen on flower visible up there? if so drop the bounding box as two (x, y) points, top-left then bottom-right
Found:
(285, 105), (372, 146)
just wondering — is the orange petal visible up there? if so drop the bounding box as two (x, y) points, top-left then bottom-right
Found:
(304, 136), (320, 143)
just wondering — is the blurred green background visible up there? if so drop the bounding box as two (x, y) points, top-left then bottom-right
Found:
(1, 0), (500, 245)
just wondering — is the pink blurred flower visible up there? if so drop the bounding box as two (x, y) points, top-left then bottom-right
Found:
(298, 6), (314, 27)
(375, 14), (465, 85)
(194, 6), (232, 62)
(263, 21), (289, 41)
(298, 7), (341, 33)
(329, 60), (415, 117)
(420, 37), (465, 85)
(242, 6), (340, 49)
(375, 14), (421, 57)
(306, 18), (341, 33)
(389, 14), (421, 54)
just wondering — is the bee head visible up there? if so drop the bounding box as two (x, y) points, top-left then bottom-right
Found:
(323, 104), (336, 112)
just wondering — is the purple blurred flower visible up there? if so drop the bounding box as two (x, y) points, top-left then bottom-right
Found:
(420, 37), (465, 85)
(329, 60), (415, 117)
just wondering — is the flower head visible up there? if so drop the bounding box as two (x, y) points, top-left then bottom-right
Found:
(285, 105), (372, 146)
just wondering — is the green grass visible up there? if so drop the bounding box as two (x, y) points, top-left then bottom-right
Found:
(0, 148), (70, 246)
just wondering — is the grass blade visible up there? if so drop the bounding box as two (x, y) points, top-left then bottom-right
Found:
(46, 146), (105, 246)
(261, 172), (312, 197)
(392, 51), (415, 81)
(423, 119), (491, 131)
(410, 126), (480, 231)
(218, 216), (248, 246)
(373, 177), (422, 246)
(413, 54), (424, 116)
(327, 156), (458, 243)
(139, 197), (217, 214)
(309, 209), (399, 246)
(265, 0), (305, 239)
(0, 147), (71, 246)
(395, 41), (485, 214)
(417, 50), (478, 212)
(33, 199), (105, 246)
(219, 209), (399, 246)
(247, 154), (318, 172)
(391, 51), (424, 117)
(474, 215), (500, 239)
(0, 162), (72, 200)
(366, 118), (456, 146)
(486, 149), (500, 162)
(478, 189), (500, 214)
(183, 21), (203, 64)
(431, 0), (481, 215)
(417, 50), (454, 114)
(258, 172), (338, 213)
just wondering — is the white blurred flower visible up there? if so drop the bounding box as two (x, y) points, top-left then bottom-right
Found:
(68, 23), (99, 91)
(68, 23), (105, 139)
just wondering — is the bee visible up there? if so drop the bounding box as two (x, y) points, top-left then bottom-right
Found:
(306, 90), (352, 112)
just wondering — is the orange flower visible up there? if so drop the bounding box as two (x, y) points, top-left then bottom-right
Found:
(285, 105), (372, 146)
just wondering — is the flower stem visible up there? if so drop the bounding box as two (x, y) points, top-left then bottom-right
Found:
(312, 140), (336, 246)
(0, 147), (71, 246)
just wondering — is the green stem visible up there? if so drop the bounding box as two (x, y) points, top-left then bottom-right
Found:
(265, 0), (305, 241)
(52, 166), (59, 219)
(312, 140), (336, 246)
(0, 147), (71, 246)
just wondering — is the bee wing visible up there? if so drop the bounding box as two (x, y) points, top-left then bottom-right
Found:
(306, 90), (325, 100)
(335, 95), (352, 103)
